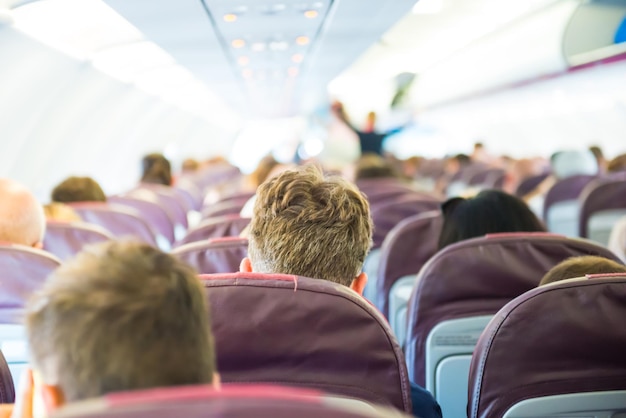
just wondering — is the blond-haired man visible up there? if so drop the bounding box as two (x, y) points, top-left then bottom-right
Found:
(4, 241), (218, 418)
(241, 164), (371, 293)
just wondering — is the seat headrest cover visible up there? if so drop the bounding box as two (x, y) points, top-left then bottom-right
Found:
(200, 272), (412, 412)
(468, 278), (626, 418)
(51, 384), (413, 418)
(405, 233), (622, 386)
(0, 244), (61, 323)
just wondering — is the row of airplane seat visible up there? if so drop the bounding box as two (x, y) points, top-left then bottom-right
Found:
(1, 151), (626, 417)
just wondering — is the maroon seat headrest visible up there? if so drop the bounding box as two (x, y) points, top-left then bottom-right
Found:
(69, 203), (158, 246)
(543, 175), (596, 220)
(578, 179), (626, 237)
(175, 216), (250, 247)
(0, 244), (61, 324)
(376, 211), (442, 317)
(50, 384), (413, 418)
(468, 277), (626, 418)
(171, 238), (247, 275)
(200, 272), (412, 412)
(405, 233), (623, 386)
(371, 196), (440, 249)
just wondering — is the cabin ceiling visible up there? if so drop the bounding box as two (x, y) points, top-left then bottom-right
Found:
(101, 0), (416, 118)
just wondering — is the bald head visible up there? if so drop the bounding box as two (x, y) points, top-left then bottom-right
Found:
(0, 179), (45, 247)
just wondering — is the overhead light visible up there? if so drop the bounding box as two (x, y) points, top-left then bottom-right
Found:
(251, 42), (266, 52)
(295, 36), (310, 46)
(412, 0), (443, 14)
(237, 56), (250, 66)
(292, 53), (304, 63)
(269, 41), (289, 51)
(304, 10), (318, 18)
(288, 67), (299, 77)
(231, 39), (246, 48)
(223, 13), (237, 22)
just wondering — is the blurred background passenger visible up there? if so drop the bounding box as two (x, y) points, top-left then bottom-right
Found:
(141, 153), (172, 186)
(353, 153), (400, 182)
(181, 158), (200, 174)
(589, 145), (607, 173)
(43, 202), (81, 223)
(438, 189), (545, 250)
(539, 255), (626, 286)
(51, 176), (106, 203)
(607, 153), (626, 174)
(0, 178), (46, 248)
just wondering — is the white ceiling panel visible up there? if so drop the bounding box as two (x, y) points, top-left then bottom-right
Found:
(103, 0), (415, 117)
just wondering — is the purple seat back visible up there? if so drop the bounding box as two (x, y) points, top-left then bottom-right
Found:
(171, 238), (247, 274)
(216, 190), (256, 204)
(542, 175), (595, 220)
(69, 203), (158, 247)
(109, 195), (175, 244)
(468, 275), (626, 418)
(137, 183), (194, 213)
(176, 216), (250, 247)
(0, 244), (61, 324)
(371, 196), (440, 248)
(376, 211), (442, 318)
(356, 178), (417, 201)
(0, 350), (14, 403)
(514, 172), (551, 197)
(201, 272), (412, 412)
(135, 184), (188, 229)
(578, 179), (626, 237)
(50, 384), (412, 418)
(43, 222), (114, 261)
(202, 199), (249, 219)
(468, 169), (504, 187)
(405, 233), (622, 386)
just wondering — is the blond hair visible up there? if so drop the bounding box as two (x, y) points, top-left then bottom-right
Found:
(27, 241), (216, 401)
(248, 165), (372, 286)
(539, 255), (626, 286)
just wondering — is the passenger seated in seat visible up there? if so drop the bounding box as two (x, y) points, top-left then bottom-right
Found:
(241, 164), (442, 418)
(0, 178), (45, 248)
(539, 255), (626, 286)
(438, 189), (545, 250)
(4, 241), (218, 418)
(51, 176), (106, 203)
(141, 153), (172, 186)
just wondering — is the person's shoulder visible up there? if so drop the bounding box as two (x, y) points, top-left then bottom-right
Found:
(410, 382), (443, 418)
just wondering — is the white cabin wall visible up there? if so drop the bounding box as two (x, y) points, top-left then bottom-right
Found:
(0, 23), (235, 201)
(417, 60), (626, 158)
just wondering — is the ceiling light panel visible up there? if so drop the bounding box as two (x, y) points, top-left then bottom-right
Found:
(201, 0), (333, 116)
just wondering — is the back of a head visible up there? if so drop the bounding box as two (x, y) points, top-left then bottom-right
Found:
(438, 189), (545, 250)
(539, 255), (626, 286)
(141, 153), (172, 186)
(607, 153), (626, 173)
(26, 240), (216, 401)
(0, 178), (45, 247)
(51, 176), (106, 203)
(248, 165), (373, 287)
(249, 155), (279, 188)
(354, 153), (398, 181)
